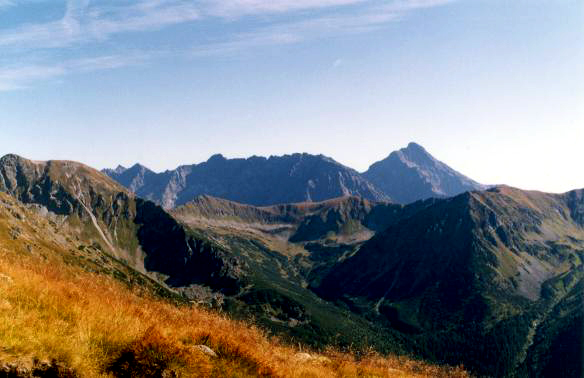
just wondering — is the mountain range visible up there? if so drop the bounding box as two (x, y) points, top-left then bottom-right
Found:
(0, 156), (466, 377)
(1, 150), (583, 377)
(103, 142), (485, 208)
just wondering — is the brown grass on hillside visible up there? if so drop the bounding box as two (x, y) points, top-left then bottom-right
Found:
(0, 249), (468, 377)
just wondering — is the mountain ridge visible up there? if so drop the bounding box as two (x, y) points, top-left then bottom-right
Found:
(103, 143), (486, 208)
(104, 152), (391, 208)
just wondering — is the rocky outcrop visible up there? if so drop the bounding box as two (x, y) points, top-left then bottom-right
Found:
(0, 358), (78, 377)
(0, 154), (248, 296)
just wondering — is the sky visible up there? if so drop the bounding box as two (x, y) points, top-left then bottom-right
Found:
(0, 0), (582, 193)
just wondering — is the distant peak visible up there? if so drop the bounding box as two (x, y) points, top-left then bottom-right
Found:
(115, 163), (151, 175)
(0, 153), (26, 163)
(129, 163), (145, 169)
(398, 142), (435, 163)
(207, 153), (226, 162)
(113, 165), (127, 174)
(404, 142), (427, 152)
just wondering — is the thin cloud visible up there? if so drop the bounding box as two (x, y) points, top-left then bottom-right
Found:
(0, 0), (458, 90)
(0, 53), (150, 91)
(0, 0), (14, 8)
(86, 1), (200, 40)
(202, 0), (369, 18)
(0, 0), (200, 49)
(192, 0), (449, 56)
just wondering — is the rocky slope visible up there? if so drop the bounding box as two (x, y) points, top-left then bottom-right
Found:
(363, 142), (485, 203)
(104, 153), (389, 208)
(0, 154), (246, 295)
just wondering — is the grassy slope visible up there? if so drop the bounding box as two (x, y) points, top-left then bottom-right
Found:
(0, 193), (467, 377)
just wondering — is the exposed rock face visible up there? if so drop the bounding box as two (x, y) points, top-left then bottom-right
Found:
(565, 189), (584, 226)
(0, 154), (127, 217)
(0, 154), (247, 295)
(104, 153), (389, 208)
(363, 142), (485, 203)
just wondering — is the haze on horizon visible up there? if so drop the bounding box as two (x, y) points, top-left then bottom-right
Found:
(1, 0), (582, 194)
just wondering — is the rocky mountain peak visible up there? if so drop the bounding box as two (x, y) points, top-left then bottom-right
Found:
(104, 152), (389, 208)
(397, 142), (436, 165)
(113, 165), (127, 174)
(207, 153), (227, 163)
(364, 143), (484, 203)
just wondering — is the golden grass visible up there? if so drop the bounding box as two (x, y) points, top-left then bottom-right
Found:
(0, 249), (467, 377)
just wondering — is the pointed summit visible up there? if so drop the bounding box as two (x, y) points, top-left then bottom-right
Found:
(102, 163), (155, 194)
(112, 165), (127, 174)
(363, 143), (485, 203)
(405, 141), (425, 151)
(207, 153), (226, 163)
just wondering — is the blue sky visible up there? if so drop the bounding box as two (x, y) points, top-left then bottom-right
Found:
(1, 0), (582, 193)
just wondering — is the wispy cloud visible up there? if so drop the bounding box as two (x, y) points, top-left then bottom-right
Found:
(0, 0), (15, 9)
(85, 1), (200, 40)
(0, 0), (200, 49)
(201, 0), (369, 18)
(0, 53), (150, 91)
(0, 0), (458, 91)
(192, 0), (454, 56)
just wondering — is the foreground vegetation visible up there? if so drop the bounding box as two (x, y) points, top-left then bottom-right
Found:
(0, 248), (468, 377)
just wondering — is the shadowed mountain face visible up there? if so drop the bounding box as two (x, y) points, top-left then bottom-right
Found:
(104, 153), (389, 209)
(316, 185), (584, 376)
(363, 142), (485, 204)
